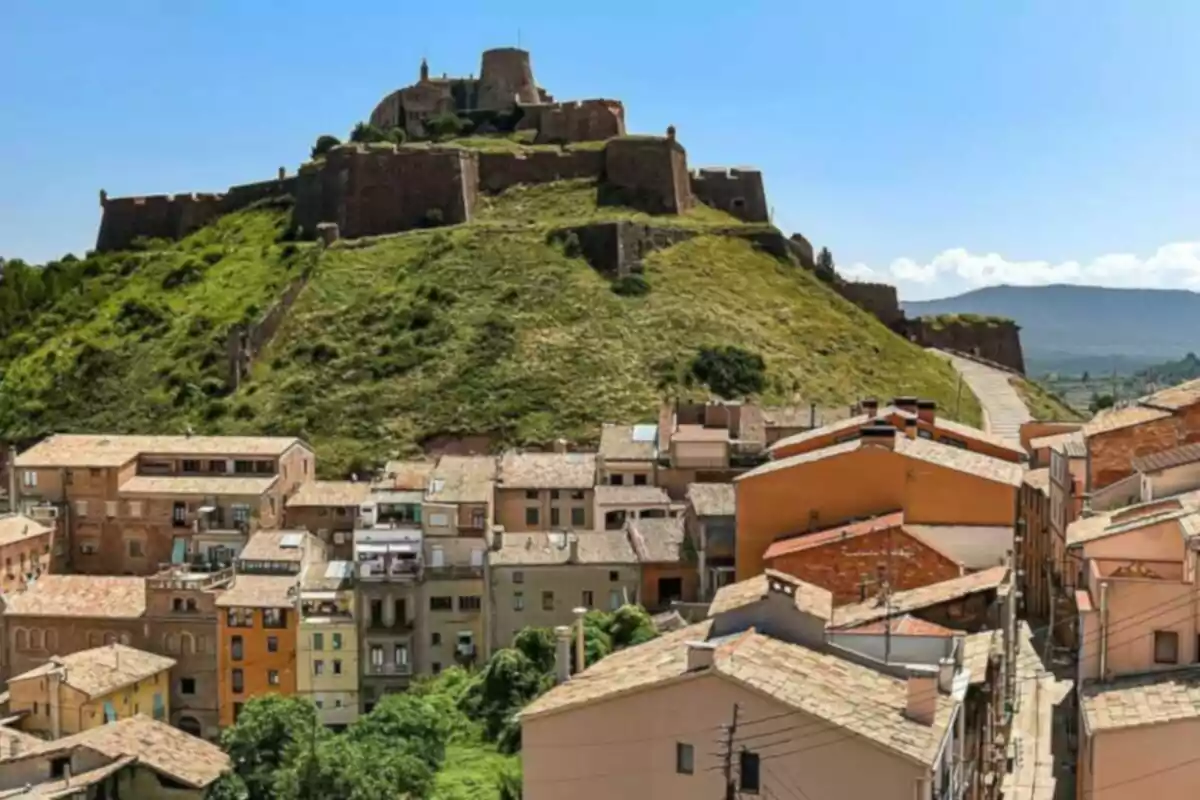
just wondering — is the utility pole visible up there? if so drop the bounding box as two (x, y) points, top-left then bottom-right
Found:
(722, 703), (740, 800)
(954, 373), (963, 419)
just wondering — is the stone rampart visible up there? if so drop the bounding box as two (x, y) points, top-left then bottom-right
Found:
(840, 282), (904, 328)
(906, 316), (1026, 374)
(690, 167), (769, 223)
(603, 135), (693, 215)
(221, 175), (297, 213)
(226, 273), (310, 390)
(477, 149), (604, 193)
(96, 192), (224, 253)
(529, 99), (626, 144)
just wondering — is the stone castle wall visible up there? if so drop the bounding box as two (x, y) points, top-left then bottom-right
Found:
(478, 48), (540, 111)
(96, 192), (224, 253)
(905, 316), (1025, 374)
(477, 149), (604, 193)
(690, 167), (768, 223)
(840, 282), (904, 328)
(604, 136), (693, 215)
(521, 99), (626, 144)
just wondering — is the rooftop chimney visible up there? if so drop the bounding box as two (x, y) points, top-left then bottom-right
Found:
(686, 641), (716, 671)
(860, 424), (896, 450)
(904, 666), (938, 726)
(893, 396), (919, 415)
(861, 397), (879, 417)
(937, 656), (956, 694)
(553, 438), (568, 454)
(903, 417), (918, 439)
(554, 625), (572, 684)
(917, 400), (937, 424)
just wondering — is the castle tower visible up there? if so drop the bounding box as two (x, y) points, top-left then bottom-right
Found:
(476, 47), (539, 111)
(419, 57), (429, 83)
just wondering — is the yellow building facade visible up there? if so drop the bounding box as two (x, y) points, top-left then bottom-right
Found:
(8, 644), (174, 738)
(297, 562), (359, 728)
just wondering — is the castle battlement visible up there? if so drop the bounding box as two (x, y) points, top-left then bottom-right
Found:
(691, 166), (763, 181)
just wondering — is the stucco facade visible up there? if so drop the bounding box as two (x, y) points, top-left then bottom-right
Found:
(216, 576), (299, 727)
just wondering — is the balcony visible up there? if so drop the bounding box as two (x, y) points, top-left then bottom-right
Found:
(357, 555), (422, 582)
(149, 564), (235, 592)
(301, 595), (354, 620)
(424, 564), (484, 581)
(364, 616), (415, 633)
(364, 662), (412, 677)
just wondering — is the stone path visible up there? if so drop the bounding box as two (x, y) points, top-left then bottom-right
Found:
(936, 351), (1033, 443)
(1002, 623), (1074, 800)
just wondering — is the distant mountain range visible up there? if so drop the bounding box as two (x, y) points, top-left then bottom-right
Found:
(902, 284), (1200, 376)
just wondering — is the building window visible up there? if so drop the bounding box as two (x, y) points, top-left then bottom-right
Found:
(231, 669), (244, 694)
(610, 474), (624, 486)
(105, 501), (118, 518)
(269, 670), (280, 686)
(227, 609), (253, 628)
(513, 571), (524, 584)
(231, 636), (244, 661)
(182, 459), (201, 473)
(180, 677), (196, 695)
(550, 507), (560, 528)
(431, 632), (442, 646)
(186, 598), (197, 613)
(582, 590), (594, 607)
(267, 636), (279, 653)
(313, 633), (324, 651)
(542, 591), (554, 611)
(525, 507), (539, 526)
(609, 570), (620, 582)
(1155, 631), (1180, 664)
(394, 645), (408, 667)
(332, 633), (342, 650)
(609, 589), (622, 610)
(525, 490), (538, 501)
(571, 490), (585, 501)
(21, 471), (36, 488)
(513, 591), (524, 611)
(209, 460), (226, 474)
(172, 502), (187, 527)
(314, 660), (325, 675)
(173, 598), (184, 612)
(263, 609), (287, 629)
(633, 474), (647, 486)
(128, 501), (142, 518)
(458, 595), (482, 612)
(333, 660), (342, 675)
(571, 507), (586, 527)
(370, 646), (384, 667)
(127, 540), (144, 558)
(430, 596), (453, 612)
(739, 751), (760, 793)
(676, 742), (694, 775)
(79, 541), (99, 555)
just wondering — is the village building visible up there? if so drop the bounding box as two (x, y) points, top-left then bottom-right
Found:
(215, 573), (300, 727)
(684, 483), (736, 600)
(284, 480), (372, 559)
(626, 516), (694, 611)
(494, 450), (596, 533)
(597, 424), (659, 487)
(0, 514), (55, 595)
(297, 561), (358, 729)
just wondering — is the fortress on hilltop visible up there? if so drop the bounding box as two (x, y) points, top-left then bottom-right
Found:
(90, 46), (1025, 374)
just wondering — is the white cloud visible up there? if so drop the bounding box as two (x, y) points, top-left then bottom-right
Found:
(845, 241), (1200, 300)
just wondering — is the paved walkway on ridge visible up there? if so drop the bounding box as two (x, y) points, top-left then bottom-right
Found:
(936, 351), (1033, 443)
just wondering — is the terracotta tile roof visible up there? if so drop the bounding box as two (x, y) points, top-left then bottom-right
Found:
(594, 484), (670, 505)
(1082, 405), (1172, 437)
(673, 425), (730, 443)
(15, 434), (304, 468)
(0, 756), (136, 797)
(768, 407), (1023, 459)
(378, 460), (436, 491)
(521, 624), (956, 765)
(1082, 668), (1200, 732)
(837, 614), (956, 637)
(830, 566), (1009, 629)
(0, 725), (43, 753)
(4, 576), (147, 619)
(214, 574), (298, 608)
(32, 715), (230, 788)
(1065, 494), (1200, 546)
(287, 481), (371, 507)
(598, 424), (657, 461)
(498, 451), (596, 490)
(12, 644), (174, 699)
(708, 570), (833, 621)
(119, 475), (278, 496)
(1029, 430), (1086, 457)
(743, 433), (1025, 487)
(686, 483), (735, 517)
(0, 515), (52, 548)
(239, 530), (317, 563)
(627, 516), (687, 563)
(961, 630), (999, 685)
(1132, 442), (1200, 474)
(426, 455), (496, 503)
(762, 512), (905, 561)
(902, 524), (1012, 570)
(489, 531), (639, 567)
(767, 413), (873, 453)
(1141, 379), (1200, 412)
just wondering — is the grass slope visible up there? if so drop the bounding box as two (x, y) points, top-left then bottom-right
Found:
(1010, 376), (1084, 422)
(0, 183), (980, 474)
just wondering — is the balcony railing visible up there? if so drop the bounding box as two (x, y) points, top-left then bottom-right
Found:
(358, 558), (422, 582)
(148, 564), (235, 591)
(424, 564), (484, 581)
(365, 662), (412, 676)
(365, 617), (415, 633)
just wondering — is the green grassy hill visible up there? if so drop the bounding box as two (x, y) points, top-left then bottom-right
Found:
(0, 182), (981, 475)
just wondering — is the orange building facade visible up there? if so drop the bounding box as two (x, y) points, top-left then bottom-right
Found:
(216, 575), (299, 727)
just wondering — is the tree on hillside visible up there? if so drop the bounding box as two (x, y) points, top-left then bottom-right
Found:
(424, 112), (466, 139)
(816, 247), (835, 274)
(689, 345), (767, 399)
(349, 122), (390, 144)
(1089, 392), (1115, 413)
(310, 134), (341, 159)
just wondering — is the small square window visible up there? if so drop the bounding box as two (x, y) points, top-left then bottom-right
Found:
(542, 590), (554, 611)
(571, 507), (586, 527)
(268, 670), (280, 686)
(609, 570), (620, 582)
(525, 507), (539, 527)
(610, 474), (624, 486)
(675, 742), (694, 775)
(267, 636), (279, 653)
(633, 473), (647, 486)
(432, 632), (442, 646)
(513, 591), (525, 611)
(1155, 630), (1180, 664)
(180, 677), (196, 695)
(513, 571), (524, 584)
(582, 590), (594, 607)
(525, 490), (538, 501)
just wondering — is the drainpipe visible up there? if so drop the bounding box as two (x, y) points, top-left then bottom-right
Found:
(573, 606), (587, 673)
(6, 446), (16, 512)
(1099, 580), (1109, 681)
(697, 520), (708, 600)
(48, 665), (63, 739)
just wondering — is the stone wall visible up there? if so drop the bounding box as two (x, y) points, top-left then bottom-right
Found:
(840, 282), (904, 328)
(95, 192), (224, 252)
(690, 167), (769, 223)
(603, 136), (693, 215)
(221, 174), (297, 213)
(527, 99), (626, 144)
(292, 145), (479, 239)
(225, 273), (311, 390)
(905, 316), (1025, 374)
(478, 47), (539, 111)
(477, 149), (604, 193)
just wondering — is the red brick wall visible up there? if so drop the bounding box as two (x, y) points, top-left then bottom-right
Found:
(765, 525), (961, 605)
(1089, 415), (1194, 490)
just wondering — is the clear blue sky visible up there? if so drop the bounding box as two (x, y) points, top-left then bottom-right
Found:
(3, 0), (1199, 300)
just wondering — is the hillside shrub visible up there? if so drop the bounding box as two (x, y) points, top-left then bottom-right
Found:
(161, 260), (204, 290)
(425, 113), (465, 139)
(689, 345), (766, 398)
(311, 133), (341, 158)
(350, 122), (389, 144)
(612, 274), (649, 297)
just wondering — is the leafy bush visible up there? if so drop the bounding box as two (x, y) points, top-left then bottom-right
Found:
(388, 127), (407, 144)
(689, 345), (767, 398)
(161, 260), (204, 290)
(349, 122), (389, 144)
(561, 232), (582, 258)
(422, 208), (445, 228)
(311, 133), (341, 158)
(612, 274), (649, 297)
(424, 112), (465, 139)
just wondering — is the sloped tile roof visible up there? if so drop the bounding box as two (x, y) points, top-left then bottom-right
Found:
(489, 531), (639, 567)
(214, 575), (298, 608)
(0, 515), (52, 548)
(830, 566), (1009, 629)
(1029, 430), (1086, 458)
(239, 530), (317, 563)
(1082, 668), (1200, 732)
(627, 516), (687, 563)
(762, 512), (905, 561)
(686, 483), (735, 517)
(5, 576), (146, 619)
(1023, 468), (1051, 492)
(498, 451), (596, 489)
(378, 460), (436, 491)
(286, 481), (371, 507)
(594, 484), (670, 506)
(119, 475), (278, 496)
(1132, 442), (1200, 474)
(598, 424), (657, 461)
(522, 623), (956, 766)
(426, 455), (496, 503)
(1140, 379), (1200, 412)
(837, 613), (956, 637)
(16, 434), (304, 468)
(708, 570), (832, 621)
(12, 644), (174, 699)
(1082, 405), (1172, 437)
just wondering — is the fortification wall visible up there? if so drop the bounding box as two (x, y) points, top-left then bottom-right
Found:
(96, 192), (223, 253)
(690, 167), (769, 223)
(226, 273), (310, 390)
(603, 135), (693, 215)
(840, 282), (903, 328)
(292, 145), (479, 239)
(531, 99), (626, 144)
(907, 316), (1026, 374)
(478, 48), (539, 111)
(477, 149), (604, 193)
(221, 174), (297, 213)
